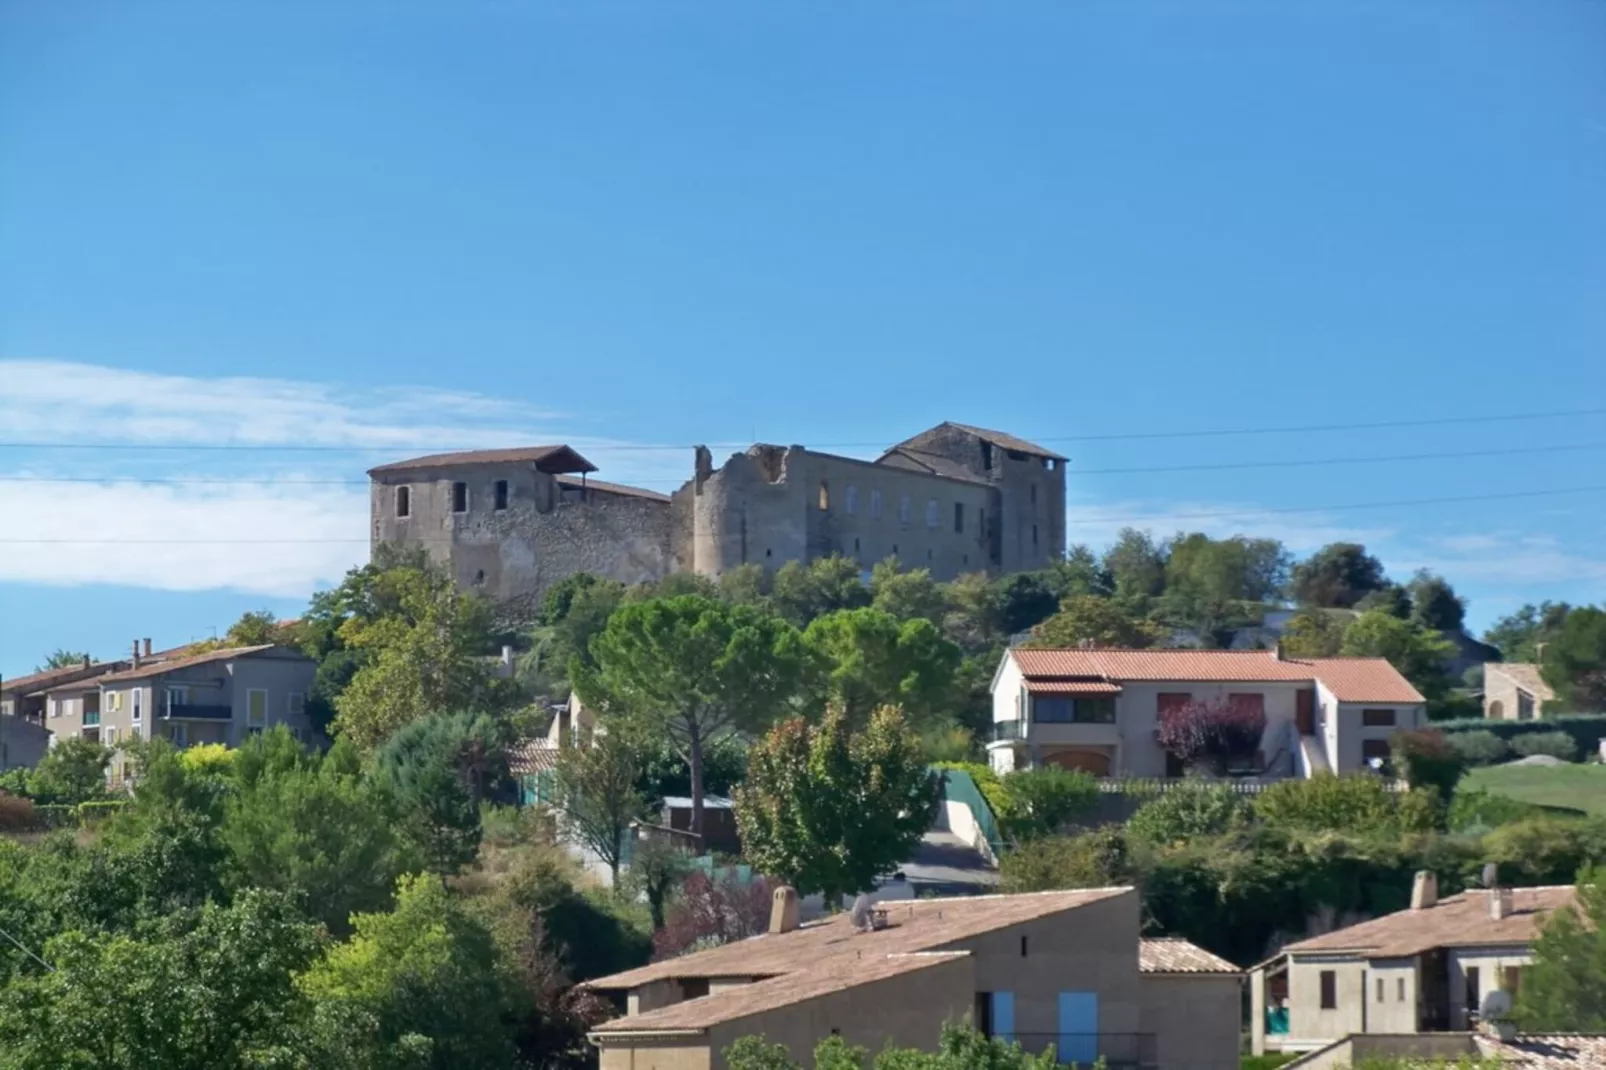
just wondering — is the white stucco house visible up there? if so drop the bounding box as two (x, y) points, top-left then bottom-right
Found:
(987, 646), (1426, 778)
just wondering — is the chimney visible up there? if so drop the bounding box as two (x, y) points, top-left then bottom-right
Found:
(1489, 887), (1513, 921)
(81, 655), (91, 670)
(768, 886), (799, 935)
(142, 638), (152, 658)
(1273, 640), (1286, 662)
(131, 640), (141, 670)
(1410, 871), (1438, 910)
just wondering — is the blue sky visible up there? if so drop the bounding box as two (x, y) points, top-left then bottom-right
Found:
(2, 0), (1604, 678)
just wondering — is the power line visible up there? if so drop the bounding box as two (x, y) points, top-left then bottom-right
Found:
(0, 404), (1602, 454)
(6, 440), (1606, 486)
(3, 483), (1601, 544)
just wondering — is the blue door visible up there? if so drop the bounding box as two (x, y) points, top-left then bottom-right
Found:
(1057, 992), (1099, 1066)
(992, 992), (1015, 1043)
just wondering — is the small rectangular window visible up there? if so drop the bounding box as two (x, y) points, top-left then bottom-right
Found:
(451, 482), (468, 513)
(494, 480), (509, 510)
(1032, 524), (1039, 546)
(247, 689), (268, 727)
(1397, 978), (1406, 1002)
(131, 689), (141, 722)
(845, 485), (858, 515)
(1377, 978), (1384, 1002)
(287, 692), (305, 717)
(1466, 966), (1480, 1011)
(925, 499), (939, 528)
(1362, 708), (1396, 727)
(954, 502), (964, 532)
(870, 489), (883, 518)
(899, 495), (911, 523)
(1320, 970), (1337, 1009)
(105, 727), (118, 745)
(818, 481), (830, 511)
(396, 486), (411, 518)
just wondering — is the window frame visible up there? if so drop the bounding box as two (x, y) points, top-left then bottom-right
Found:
(845, 485), (858, 515)
(287, 692), (306, 718)
(395, 485), (411, 518)
(451, 481), (469, 513)
(247, 688), (269, 727)
(954, 501), (964, 532)
(925, 498), (939, 528)
(1362, 708), (1397, 727)
(493, 479), (509, 510)
(1319, 970), (1337, 1010)
(870, 489), (883, 518)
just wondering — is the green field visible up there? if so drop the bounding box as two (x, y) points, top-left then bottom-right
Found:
(1462, 762), (1606, 817)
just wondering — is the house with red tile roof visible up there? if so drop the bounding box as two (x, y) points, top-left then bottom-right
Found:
(988, 646), (1425, 779)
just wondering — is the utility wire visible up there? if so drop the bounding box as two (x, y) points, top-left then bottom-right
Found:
(3, 483), (1602, 543)
(0, 926), (53, 973)
(0, 404), (1602, 454)
(5, 439), (1605, 486)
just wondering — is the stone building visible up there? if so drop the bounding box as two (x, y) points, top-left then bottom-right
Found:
(368, 423), (1066, 613)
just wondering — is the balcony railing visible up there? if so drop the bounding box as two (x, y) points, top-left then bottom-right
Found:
(1007, 1033), (1157, 1069)
(163, 703), (233, 721)
(990, 720), (1026, 743)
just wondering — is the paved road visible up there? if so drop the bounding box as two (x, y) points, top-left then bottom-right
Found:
(798, 830), (998, 920)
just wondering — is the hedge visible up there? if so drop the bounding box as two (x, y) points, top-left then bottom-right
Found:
(1434, 714), (1606, 761)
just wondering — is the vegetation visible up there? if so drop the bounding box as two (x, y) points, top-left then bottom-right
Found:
(551, 729), (649, 885)
(1462, 764), (1606, 818)
(1510, 731), (1580, 761)
(1515, 866), (1606, 1030)
(34, 649), (92, 672)
(725, 1023), (1061, 1070)
(1155, 697), (1266, 774)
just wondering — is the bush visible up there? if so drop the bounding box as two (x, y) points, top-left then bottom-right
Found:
(1156, 697), (1266, 774)
(1511, 732), (1579, 762)
(999, 827), (1130, 892)
(1253, 775), (1398, 834)
(1391, 729), (1466, 800)
(1447, 730), (1509, 767)
(1482, 817), (1606, 884)
(72, 800), (128, 826)
(0, 793), (36, 832)
(997, 767), (1098, 841)
(1437, 714), (1606, 763)
(1127, 782), (1249, 846)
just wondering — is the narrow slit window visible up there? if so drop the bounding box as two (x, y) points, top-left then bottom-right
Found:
(818, 481), (830, 511)
(494, 480), (509, 510)
(396, 486), (411, 518)
(451, 482), (468, 513)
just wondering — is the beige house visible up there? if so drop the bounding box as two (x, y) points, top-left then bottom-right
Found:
(1482, 663), (1555, 721)
(584, 887), (1241, 1070)
(989, 648), (1426, 778)
(1250, 874), (1575, 1056)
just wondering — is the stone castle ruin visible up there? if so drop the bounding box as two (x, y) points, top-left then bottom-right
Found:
(368, 422), (1066, 615)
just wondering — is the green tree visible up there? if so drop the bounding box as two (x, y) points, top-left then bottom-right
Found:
(373, 712), (509, 877)
(224, 609), (294, 647)
(1279, 610), (1347, 658)
(625, 835), (693, 932)
(770, 555), (872, 625)
(1102, 528), (1166, 604)
(1340, 610), (1456, 704)
(1289, 542), (1388, 608)
(0, 890), (320, 1070)
(802, 607), (961, 730)
(331, 557), (514, 751)
(1159, 534), (1290, 645)
(220, 729), (406, 933)
(551, 730), (649, 886)
(35, 649), (92, 672)
(734, 705), (940, 903)
(1407, 571), (1467, 634)
(1541, 606), (1606, 712)
(999, 827), (1131, 893)
(299, 874), (517, 1070)
(1483, 601), (1572, 663)
(1252, 775), (1400, 834)
(869, 559), (948, 625)
(1514, 866), (1606, 1030)
(719, 563), (773, 607)
(1026, 595), (1167, 649)
(27, 737), (110, 805)
(1355, 583), (1413, 619)
(991, 572), (1061, 636)
(576, 596), (810, 838)
(1126, 782), (1250, 846)
(1042, 545), (1112, 600)
(996, 767), (1098, 842)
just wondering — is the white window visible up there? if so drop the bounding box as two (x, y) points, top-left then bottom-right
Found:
(132, 689), (142, 723)
(247, 689), (268, 727)
(845, 485), (858, 515)
(899, 495), (911, 523)
(105, 691), (121, 713)
(47, 698), (58, 719)
(167, 686), (190, 714)
(287, 692), (305, 718)
(104, 727), (118, 745)
(870, 489), (883, 518)
(924, 499), (939, 528)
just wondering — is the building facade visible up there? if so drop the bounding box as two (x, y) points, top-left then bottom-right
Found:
(1482, 663), (1555, 721)
(368, 423), (1067, 615)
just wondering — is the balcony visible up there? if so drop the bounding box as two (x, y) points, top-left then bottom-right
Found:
(989, 720), (1026, 744)
(82, 711), (101, 728)
(164, 703), (233, 721)
(1010, 1033), (1157, 1069)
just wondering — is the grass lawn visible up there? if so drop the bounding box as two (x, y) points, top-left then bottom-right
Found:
(1462, 762), (1606, 817)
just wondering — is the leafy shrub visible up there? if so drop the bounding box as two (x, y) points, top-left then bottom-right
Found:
(999, 827), (1130, 892)
(1391, 729), (1466, 800)
(1511, 732), (1579, 762)
(1448, 788), (1546, 832)
(1437, 714), (1606, 763)
(0, 768), (30, 797)
(653, 869), (774, 960)
(177, 743), (236, 778)
(1127, 782), (1249, 846)
(1156, 697), (1266, 773)
(0, 793), (36, 832)
(1447, 730), (1509, 767)
(1395, 788), (1445, 834)
(997, 767), (1098, 841)
(1482, 817), (1606, 884)
(1253, 775), (1397, 833)
(72, 800), (128, 826)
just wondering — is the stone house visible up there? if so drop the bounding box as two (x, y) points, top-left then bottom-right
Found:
(584, 886), (1241, 1070)
(987, 647), (1426, 778)
(1249, 875), (1575, 1056)
(368, 422), (1066, 615)
(1482, 663), (1556, 721)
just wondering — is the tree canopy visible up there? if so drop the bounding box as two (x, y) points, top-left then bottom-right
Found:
(1289, 542), (1388, 609)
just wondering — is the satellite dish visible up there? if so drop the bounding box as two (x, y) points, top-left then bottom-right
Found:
(1480, 990), (1513, 1022)
(1481, 863), (1499, 888)
(850, 894), (874, 933)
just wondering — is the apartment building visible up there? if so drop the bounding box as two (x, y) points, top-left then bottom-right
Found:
(584, 886), (1241, 1070)
(988, 647), (1426, 778)
(1250, 874), (1576, 1056)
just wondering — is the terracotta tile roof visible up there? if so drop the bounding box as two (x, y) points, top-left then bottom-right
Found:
(509, 742), (560, 776)
(1139, 937), (1241, 975)
(587, 888), (1132, 993)
(1010, 648), (1425, 704)
(1024, 680), (1124, 695)
(1487, 663), (1556, 701)
(367, 445), (597, 476)
(97, 644), (292, 683)
(555, 475), (671, 503)
(591, 951), (973, 1034)
(1475, 1035), (1606, 1070)
(942, 423), (1067, 461)
(2, 661), (124, 696)
(1282, 886), (1576, 959)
